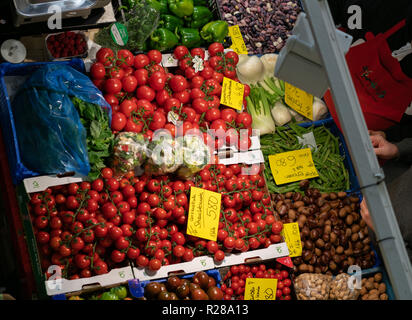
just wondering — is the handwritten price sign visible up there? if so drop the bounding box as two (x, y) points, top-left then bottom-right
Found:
(284, 82), (314, 120)
(228, 25), (248, 54)
(268, 148), (319, 185)
(220, 77), (244, 111)
(281, 222), (303, 257)
(186, 187), (221, 241)
(244, 278), (278, 300)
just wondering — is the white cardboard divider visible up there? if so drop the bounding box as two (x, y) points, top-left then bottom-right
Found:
(23, 174), (86, 194)
(213, 243), (289, 268)
(132, 255), (216, 282)
(45, 266), (134, 296)
(218, 150), (264, 166)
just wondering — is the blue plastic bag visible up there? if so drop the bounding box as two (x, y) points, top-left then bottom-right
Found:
(11, 64), (111, 177)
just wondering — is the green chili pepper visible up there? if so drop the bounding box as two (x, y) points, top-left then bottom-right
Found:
(176, 27), (202, 47)
(168, 0), (194, 18)
(184, 6), (213, 29)
(200, 20), (228, 43)
(159, 14), (184, 31)
(149, 27), (179, 51)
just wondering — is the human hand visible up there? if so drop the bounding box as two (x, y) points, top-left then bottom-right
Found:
(370, 135), (399, 160)
(368, 130), (386, 139)
(360, 199), (374, 232)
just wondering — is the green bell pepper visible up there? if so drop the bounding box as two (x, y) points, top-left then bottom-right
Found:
(110, 286), (128, 300)
(168, 0), (194, 18)
(150, 27), (179, 51)
(185, 6), (213, 29)
(159, 14), (184, 32)
(176, 27), (202, 48)
(200, 20), (228, 43)
(146, 0), (168, 13)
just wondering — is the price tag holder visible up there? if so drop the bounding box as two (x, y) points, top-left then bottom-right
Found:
(281, 222), (303, 258)
(284, 82), (314, 120)
(244, 278), (278, 300)
(221, 77), (244, 111)
(186, 187), (221, 241)
(228, 25), (248, 54)
(268, 148), (319, 185)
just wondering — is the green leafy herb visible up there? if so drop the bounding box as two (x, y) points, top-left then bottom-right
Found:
(71, 97), (114, 180)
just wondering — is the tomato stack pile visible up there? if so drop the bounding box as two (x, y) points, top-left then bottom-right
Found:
(89, 43), (253, 149)
(221, 262), (293, 300)
(29, 161), (283, 279)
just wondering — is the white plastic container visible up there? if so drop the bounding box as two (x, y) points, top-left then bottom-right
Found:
(45, 30), (89, 61)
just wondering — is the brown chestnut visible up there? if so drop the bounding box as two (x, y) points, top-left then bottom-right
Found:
(310, 229), (320, 240)
(305, 240), (314, 250)
(316, 238), (325, 248)
(345, 214), (354, 226)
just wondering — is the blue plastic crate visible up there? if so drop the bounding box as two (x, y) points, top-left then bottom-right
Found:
(349, 266), (396, 300)
(0, 58), (85, 185)
(128, 269), (222, 299)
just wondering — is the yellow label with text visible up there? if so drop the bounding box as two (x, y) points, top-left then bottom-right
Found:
(186, 187), (221, 241)
(220, 77), (244, 110)
(284, 82), (314, 120)
(281, 222), (302, 257)
(228, 25), (248, 54)
(268, 148), (319, 185)
(244, 278), (278, 300)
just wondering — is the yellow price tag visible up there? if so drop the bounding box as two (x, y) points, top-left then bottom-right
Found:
(282, 222), (303, 258)
(268, 148), (319, 185)
(186, 187), (221, 241)
(220, 77), (244, 111)
(228, 25), (248, 54)
(284, 82), (314, 120)
(244, 278), (278, 300)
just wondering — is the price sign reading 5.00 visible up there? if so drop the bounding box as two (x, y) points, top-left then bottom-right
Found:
(268, 148), (319, 185)
(187, 187), (221, 241)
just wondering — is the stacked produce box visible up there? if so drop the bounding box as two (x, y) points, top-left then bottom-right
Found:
(0, 0), (394, 302)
